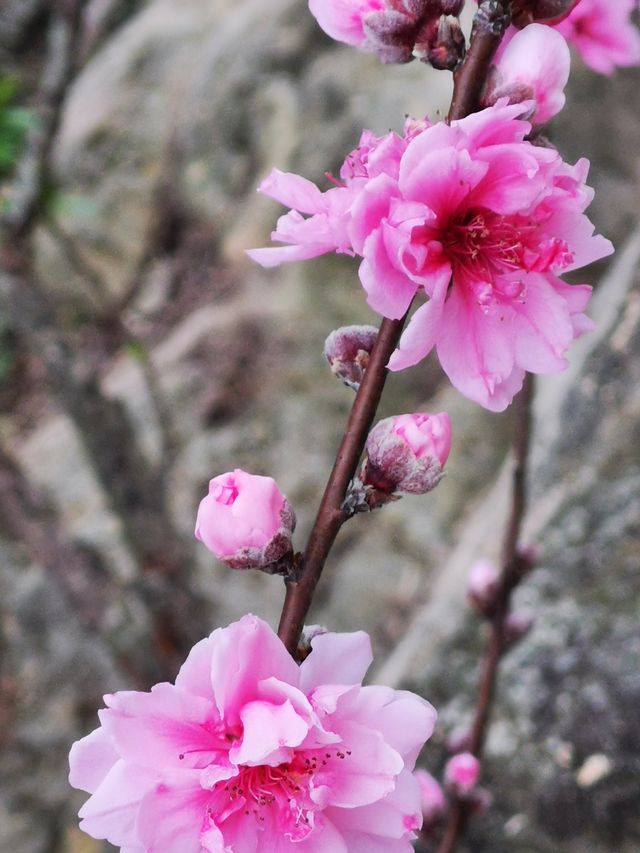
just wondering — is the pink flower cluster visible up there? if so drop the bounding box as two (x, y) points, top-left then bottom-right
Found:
(69, 615), (436, 851)
(249, 99), (613, 411)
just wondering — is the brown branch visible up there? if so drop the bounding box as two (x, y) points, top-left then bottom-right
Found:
(448, 0), (510, 122)
(436, 374), (535, 853)
(277, 316), (405, 656)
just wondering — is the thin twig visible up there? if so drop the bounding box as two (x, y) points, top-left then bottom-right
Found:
(277, 316), (405, 656)
(436, 374), (535, 853)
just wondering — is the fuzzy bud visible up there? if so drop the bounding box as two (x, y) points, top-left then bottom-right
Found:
(503, 610), (535, 648)
(363, 412), (451, 495)
(324, 325), (379, 390)
(467, 559), (500, 616)
(414, 769), (446, 826)
(444, 752), (481, 799)
(416, 14), (465, 69)
(195, 469), (295, 572)
(510, 0), (581, 27)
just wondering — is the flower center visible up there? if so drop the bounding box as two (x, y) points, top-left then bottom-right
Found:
(212, 747), (352, 841)
(443, 208), (532, 278)
(440, 207), (574, 308)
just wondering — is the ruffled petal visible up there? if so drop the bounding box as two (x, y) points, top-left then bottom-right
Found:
(299, 631), (373, 694)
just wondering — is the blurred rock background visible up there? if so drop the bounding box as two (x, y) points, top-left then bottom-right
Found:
(0, 1), (638, 851)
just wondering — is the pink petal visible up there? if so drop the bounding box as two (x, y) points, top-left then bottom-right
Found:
(495, 24), (571, 123)
(100, 682), (221, 772)
(359, 228), (417, 319)
(246, 243), (336, 268)
(348, 172), (398, 255)
(257, 168), (325, 214)
(327, 768), (421, 838)
(387, 265), (450, 371)
(69, 726), (119, 794)
(299, 631), (373, 694)
(511, 273), (574, 373)
(315, 722), (403, 808)
(210, 614), (300, 725)
(331, 685), (437, 767)
(78, 759), (156, 846)
(232, 699), (309, 765)
(308, 0), (384, 46)
(136, 780), (213, 853)
(399, 147), (488, 220)
(436, 284), (521, 411)
(175, 634), (216, 701)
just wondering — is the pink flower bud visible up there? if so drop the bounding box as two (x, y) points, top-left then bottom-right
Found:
(444, 752), (480, 798)
(414, 769), (446, 826)
(195, 469), (295, 572)
(467, 559), (500, 615)
(324, 325), (379, 390)
(503, 610), (535, 647)
(363, 412), (452, 495)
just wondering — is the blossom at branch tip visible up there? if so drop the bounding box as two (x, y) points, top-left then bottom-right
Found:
(553, 0), (640, 75)
(363, 412), (452, 495)
(482, 24), (571, 123)
(195, 469), (295, 572)
(248, 103), (613, 411)
(69, 615), (437, 851)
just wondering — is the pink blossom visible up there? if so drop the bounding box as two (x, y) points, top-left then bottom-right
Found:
(483, 24), (571, 123)
(249, 103), (613, 411)
(69, 615), (437, 851)
(444, 752), (480, 798)
(363, 411), (451, 494)
(308, 0), (385, 47)
(195, 470), (295, 571)
(414, 769), (446, 826)
(555, 0), (640, 75)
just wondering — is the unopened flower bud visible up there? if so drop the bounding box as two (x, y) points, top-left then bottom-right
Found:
(363, 412), (451, 495)
(467, 559), (500, 616)
(416, 14), (465, 70)
(503, 611), (534, 647)
(444, 752), (480, 799)
(324, 325), (378, 390)
(510, 0), (581, 27)
(414, 769), (446, 826)
(363, 9), (418, 63)
(195, 469), (295, 572)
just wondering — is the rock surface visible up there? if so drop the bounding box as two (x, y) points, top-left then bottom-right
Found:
(1, 1), (639, 851)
